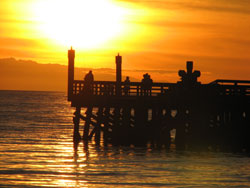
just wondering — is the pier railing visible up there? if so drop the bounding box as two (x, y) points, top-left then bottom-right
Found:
(72, 80), (177, 97)
(71, 80), (250, 98)
(209, 79), (250, 96)
(209, 79), (250, 85)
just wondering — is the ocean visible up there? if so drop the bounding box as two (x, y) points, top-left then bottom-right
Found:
(0, 90), (250, 188)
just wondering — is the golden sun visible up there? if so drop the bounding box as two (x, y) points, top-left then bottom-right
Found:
(33, 0), (128, 49)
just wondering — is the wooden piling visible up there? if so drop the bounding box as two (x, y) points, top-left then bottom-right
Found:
(152, 107), (163, 148)
(174, 108), (187, 150)
(94, 107), (103, 146)
(103, 107), (111, 146)
(134, 104), (148, 146)
(73, 106), (81, 142)
(111, 107), (121, 146)
(83, 107), (93, 142)
(121, 106), (131, 146)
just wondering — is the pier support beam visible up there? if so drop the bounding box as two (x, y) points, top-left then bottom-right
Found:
(134, 105), (148, 146)
(111, 107), (121, 146)
(175, 108), (187, 150)
(83, 107), (93, 142)
(95, 107), (103, 146)
(152, 107), (163, 148)
(160, 108), (172, 149)
(121, 106), (131, 146)
(103, 107), (111, 146)
(73, 106), (81, 142)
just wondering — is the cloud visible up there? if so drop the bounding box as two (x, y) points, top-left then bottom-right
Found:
(0, 55), (249, 92)
(130, 19), (216, 29)
(0, 37), (41, 47)
(0, 18), (36, 24)
(117, 0), (250, 14)
(125, 69), (176, 74)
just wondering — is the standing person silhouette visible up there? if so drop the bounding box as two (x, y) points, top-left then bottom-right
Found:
(84, 70), (94, 94)
(141, 73), (153, 96)
(124, 76), (130, 96)
(141, 74), (147, 96)
(146, 74), (153, 96)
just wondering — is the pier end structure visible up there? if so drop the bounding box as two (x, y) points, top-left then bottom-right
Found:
(67, 48), (250, 150)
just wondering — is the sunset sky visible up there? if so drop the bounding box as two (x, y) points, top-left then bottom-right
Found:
(0, 0), (250, 90)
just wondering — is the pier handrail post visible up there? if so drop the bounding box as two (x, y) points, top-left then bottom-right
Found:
(116, 53), (122, 96)
(68, 47), (75, 101)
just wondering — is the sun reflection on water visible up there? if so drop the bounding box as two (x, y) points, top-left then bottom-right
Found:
(2, 135), (250, 188)
(1, 91), (250, 187)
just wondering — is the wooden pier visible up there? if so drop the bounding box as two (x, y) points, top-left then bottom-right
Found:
(67, 48), (250, 151)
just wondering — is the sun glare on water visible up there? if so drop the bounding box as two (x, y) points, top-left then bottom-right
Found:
(33, 0), (128, 49)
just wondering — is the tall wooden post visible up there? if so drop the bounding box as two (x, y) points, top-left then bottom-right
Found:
(116, 54), (122, 96)
(68, 47), (75, 101)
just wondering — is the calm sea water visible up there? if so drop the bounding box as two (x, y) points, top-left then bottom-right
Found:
(0, 90), (250, 188)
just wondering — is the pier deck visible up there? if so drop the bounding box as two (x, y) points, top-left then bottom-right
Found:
(67, 48), (250, 151)
(70, 80), (250, 107)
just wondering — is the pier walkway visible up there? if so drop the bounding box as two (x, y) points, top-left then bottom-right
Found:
(67, 48), (250, 151)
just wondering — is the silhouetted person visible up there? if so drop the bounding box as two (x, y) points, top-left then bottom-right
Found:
(84, 70), (94, 82)
(141, 73), (153, 96)
(84, 70), (94, 94)
(124, 76), (130, 95)
(147, 74), (153, 96)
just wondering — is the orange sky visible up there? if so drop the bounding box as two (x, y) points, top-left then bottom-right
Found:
(0, 0), (250, 87)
